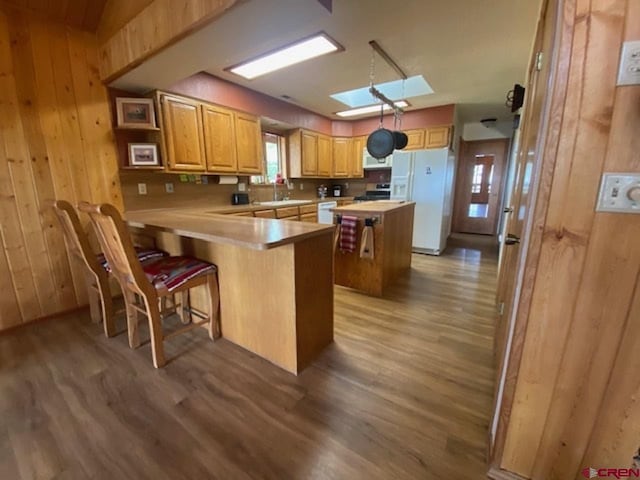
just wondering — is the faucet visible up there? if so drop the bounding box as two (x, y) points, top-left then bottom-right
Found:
(273, 181), (278, 201)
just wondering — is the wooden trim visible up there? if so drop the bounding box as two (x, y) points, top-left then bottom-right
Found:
(489, 0), (568, 470)
(99, 0), (239, 82)
(487, 466), (529, 480)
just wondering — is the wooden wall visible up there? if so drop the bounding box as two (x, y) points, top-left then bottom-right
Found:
(0, 5), (122, 331)
(499, 0), (640, 478)
(99, 0), (238, 82)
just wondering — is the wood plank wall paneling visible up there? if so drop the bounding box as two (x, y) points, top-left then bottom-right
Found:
(98, 0), (238, 82)
(0, 0), (108, 32)
(0, 5), (122, 331)
(96, 0), (154, 43)
(500, 0), (640, 478)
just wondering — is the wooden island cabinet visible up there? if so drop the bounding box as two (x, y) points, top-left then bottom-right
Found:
(332, 201), (415, 297)
(126, 208), (335, 374)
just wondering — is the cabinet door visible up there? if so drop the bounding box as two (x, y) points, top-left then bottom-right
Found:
(301, 131), (318, 176)
(202, 104), (237, 173)
(349, 136), (365, 178)
(425, 126), (451, 149)
(235, 113), (264, 174)
(317, 134), (332, 177)
(161, 95), (206, 171)
(332, 137), (350, 177)
(404, 129), (426, 151)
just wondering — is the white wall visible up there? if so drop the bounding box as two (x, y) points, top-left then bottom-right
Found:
(462, 120), (513, 141)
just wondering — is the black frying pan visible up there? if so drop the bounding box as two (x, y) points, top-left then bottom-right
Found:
(367, 128), (395, 159)
(393, 131), (408, 150)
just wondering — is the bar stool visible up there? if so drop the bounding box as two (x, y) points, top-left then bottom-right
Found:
(53, 200), (167, 337)
(78, 202), (220, 368)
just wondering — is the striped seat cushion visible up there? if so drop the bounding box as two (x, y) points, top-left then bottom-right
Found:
(142, 256), (216, 293)
(97, 247), (168, 273)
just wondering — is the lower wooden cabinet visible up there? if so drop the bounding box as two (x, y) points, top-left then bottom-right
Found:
(300, 213), (317, 222)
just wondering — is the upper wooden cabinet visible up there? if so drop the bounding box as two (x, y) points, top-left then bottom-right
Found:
(202, 104), (237, 172)
(317, 134), (332, 176)
(350, 136), (365, 178)
(425, 126), (451, 149)
(405, 129), (426, 151)
(301, 131), (318, 176)
(161, 95), (206, 171)
(332, 137), (350, 177)
(404, 126), (451, 151)
(235, 112), (263, 174)
(157, 92), (264, 175)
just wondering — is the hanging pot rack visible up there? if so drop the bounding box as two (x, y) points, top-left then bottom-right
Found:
(368, 40), (407, 115)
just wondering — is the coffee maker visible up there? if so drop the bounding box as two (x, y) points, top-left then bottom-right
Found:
(332, 185), (343, 197)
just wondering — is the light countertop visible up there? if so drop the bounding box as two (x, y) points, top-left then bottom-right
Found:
(126, 208), (334, 250)
(331, 200), (415, 216)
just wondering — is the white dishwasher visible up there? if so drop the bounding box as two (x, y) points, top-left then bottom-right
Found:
(317, 201), (337, 224)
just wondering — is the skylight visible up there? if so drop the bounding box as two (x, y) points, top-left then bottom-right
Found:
(336, 101), (409, 118)
(331, 75), (433, 108)
(227, 33), (342, 80)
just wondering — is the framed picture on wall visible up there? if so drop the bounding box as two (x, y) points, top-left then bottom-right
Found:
(128, 143), (160, 167)
(116, 97), (157, 128)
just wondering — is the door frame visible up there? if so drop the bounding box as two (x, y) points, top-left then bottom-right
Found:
(488, 0), (571, 473)
(452, 138), (510, 235)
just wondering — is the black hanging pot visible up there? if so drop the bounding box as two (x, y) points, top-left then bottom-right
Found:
(393, 131), (408, 150)
(367, 127), (395, 159)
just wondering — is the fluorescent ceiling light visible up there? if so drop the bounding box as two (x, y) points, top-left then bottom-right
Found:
(336, 101), (409, 118)
(227, 33), (342, 80)
(331, 75), (433, 108)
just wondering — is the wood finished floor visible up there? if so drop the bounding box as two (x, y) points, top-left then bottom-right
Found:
(0, 237), (498, 480)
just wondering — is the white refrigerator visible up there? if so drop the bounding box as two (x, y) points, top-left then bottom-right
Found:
(390, 148), (456, 255)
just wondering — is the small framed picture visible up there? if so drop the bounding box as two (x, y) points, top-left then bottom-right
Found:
(128, 143), (160, 167)
(116, 97), (156, 128)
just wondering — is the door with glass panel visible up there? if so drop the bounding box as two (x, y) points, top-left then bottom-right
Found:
(452, 139), (509, 235)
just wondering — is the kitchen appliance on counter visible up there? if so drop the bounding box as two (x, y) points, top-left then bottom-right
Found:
(332, 185), (343, 197)
(317, 201), (338, 224)
(231, 192), (249, 205)
(390, 148), (456, 255)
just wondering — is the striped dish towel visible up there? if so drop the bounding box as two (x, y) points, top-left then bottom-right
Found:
(339, 215), (358, 253)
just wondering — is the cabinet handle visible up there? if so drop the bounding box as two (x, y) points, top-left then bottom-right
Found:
(504, 207), (514, 213)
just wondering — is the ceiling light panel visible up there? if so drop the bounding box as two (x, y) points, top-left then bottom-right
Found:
(227, 33), (342, 80)
(331, 75), (433, 108)
(336, 101), (409, 118)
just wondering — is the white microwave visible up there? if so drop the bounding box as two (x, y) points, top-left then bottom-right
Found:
(363, 149), (393, 169)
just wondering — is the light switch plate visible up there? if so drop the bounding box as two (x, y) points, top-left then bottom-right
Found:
(617, 40), (640, 86)
(238, 182), (246, 192)
(137, 183), (147, 195)
(165, 183), (174, 193)
(596, 173), (640, 213)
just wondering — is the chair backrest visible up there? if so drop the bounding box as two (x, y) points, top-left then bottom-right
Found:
(78, 202), (152, 297)
(52, 200), (103, 276)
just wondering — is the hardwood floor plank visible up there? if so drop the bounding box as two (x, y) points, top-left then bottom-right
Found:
(0, 238), (497, 479)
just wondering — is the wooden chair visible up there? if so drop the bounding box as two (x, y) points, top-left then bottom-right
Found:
(78, 202), (220, 368)
(53, 200), (168, 338)
(53, 200), (117, 337)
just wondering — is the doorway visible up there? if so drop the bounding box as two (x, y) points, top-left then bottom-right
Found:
(452, 139), (509, 235)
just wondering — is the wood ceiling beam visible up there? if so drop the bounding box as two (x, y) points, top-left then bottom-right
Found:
(98, 0), (239, 83)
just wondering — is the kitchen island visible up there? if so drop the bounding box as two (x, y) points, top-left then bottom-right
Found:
(332, 201), (415, 296)
(126, 208), (335, 374)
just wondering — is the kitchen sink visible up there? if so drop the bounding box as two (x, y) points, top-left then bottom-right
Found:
(255, 200), (313, 207)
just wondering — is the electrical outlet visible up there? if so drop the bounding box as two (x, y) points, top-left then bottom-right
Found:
(345, 182), (349, 190)
(165, 183), (174, 193)
(617, 40), (640, 86)
(299, 183), (304, 190)
(137, 183), (147, 195)
(238, 182), (246, 192)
